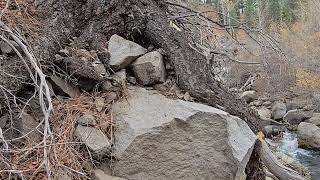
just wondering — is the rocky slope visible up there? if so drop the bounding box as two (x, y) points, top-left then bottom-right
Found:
(0, 1), (314, 179)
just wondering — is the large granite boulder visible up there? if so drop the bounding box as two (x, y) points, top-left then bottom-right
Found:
(284, 110), (311, 130)
(307, 113), (320, 126)
(297, 122), (320, 150)
(111, 87), (257, 180)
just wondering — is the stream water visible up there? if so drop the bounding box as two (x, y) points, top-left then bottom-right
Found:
(267, 132), (320, 180)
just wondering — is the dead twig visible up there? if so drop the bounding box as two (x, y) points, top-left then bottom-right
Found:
(0, 21), (54, 179)
(0, 0), (10, 20)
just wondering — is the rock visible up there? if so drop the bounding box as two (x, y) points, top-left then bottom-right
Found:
(303, 104), (316, 111)
(284, 110), (311, 130)
(95, 97), (105, 112)
(311, 92), (320, 112)
(63, 55), (107, 80)
(20, 112), (42, 144)
(183, 91), (191, 101)
(102, 69), (127, 91)
(271, 102), (287, 120)
(50, 75), (81, 98)
(0, 40), (16, 54)
(0, 114), (9, 129)
(112, 86), (226, 157)
(112, 87), (256, 180)
(131, 51), (166, 85)
(307, 113), (320, 126)
(263, 125), (286, 138)
(312, 92), (320, 103)
(92, 60), (108, 79)
(108, 34), (147, 71)
(286, 101), (303, 111)
(257, 107), (271, 120)
(102, 80), (113, 91)
(127, 76), (137, 85)
(105, 92), (118, 104)
(240, 91), (257, 103)
(112, 69), (127, 85)
(75, 125), (111, 156)
(258, 95), (269, 102)
(153, 84), (167, 92)
(297, 122), (320, 150)
(262, 101), (272, 106)
(78, 113), (97, 126)
(251, 100), (263, 107)
(93, 169), (126, 180)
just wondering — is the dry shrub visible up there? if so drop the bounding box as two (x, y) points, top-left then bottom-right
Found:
(295, 68), (320, 90)
(226, 40), (295, 94)
(277, 24), (320, 92)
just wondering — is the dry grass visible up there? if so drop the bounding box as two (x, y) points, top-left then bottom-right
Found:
(0, 2), (122, 179)
(2, 0), (44, 37)
(50, 94), (116, 179)
(0, 93), (117, 179)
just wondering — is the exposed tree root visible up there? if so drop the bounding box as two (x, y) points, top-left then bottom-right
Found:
(257, 132), (305, 180)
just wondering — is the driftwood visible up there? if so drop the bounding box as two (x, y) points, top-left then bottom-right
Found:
(257, 132), (305, 180)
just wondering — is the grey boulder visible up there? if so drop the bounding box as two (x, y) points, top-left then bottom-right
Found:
(78, 113), (97, 126)
(262, 101), (272, 107)
(263, 125), (286, 138)
(307, 113), (320, 126)
(271, 102), (287, 120)
(284, 110), (311, 130)
(250, 100), (263, 107)
(108, 35), (147, 71)
(240, 91), (257, 103)
(257, 107), (271, 120)
(112, 87), (256, 180)
(102, 69), (127, 91)
(75, 125), (111, 157)
(297, 122), (320, 150)
(286, 101), (303, 111)
(131, 51), (166, 85)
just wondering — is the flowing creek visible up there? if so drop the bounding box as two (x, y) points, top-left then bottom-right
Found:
(266, 132), (320, 180)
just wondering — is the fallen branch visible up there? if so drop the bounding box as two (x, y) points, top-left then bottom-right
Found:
(257, 132), (305, 180)
(260, 118), (290, 126)
(166, 1), (224, 27)
(0, 0), (10, 20)
(191, 42), (260, 64)
(239, 75), (256, 91)
(0, 21), (54, 179)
